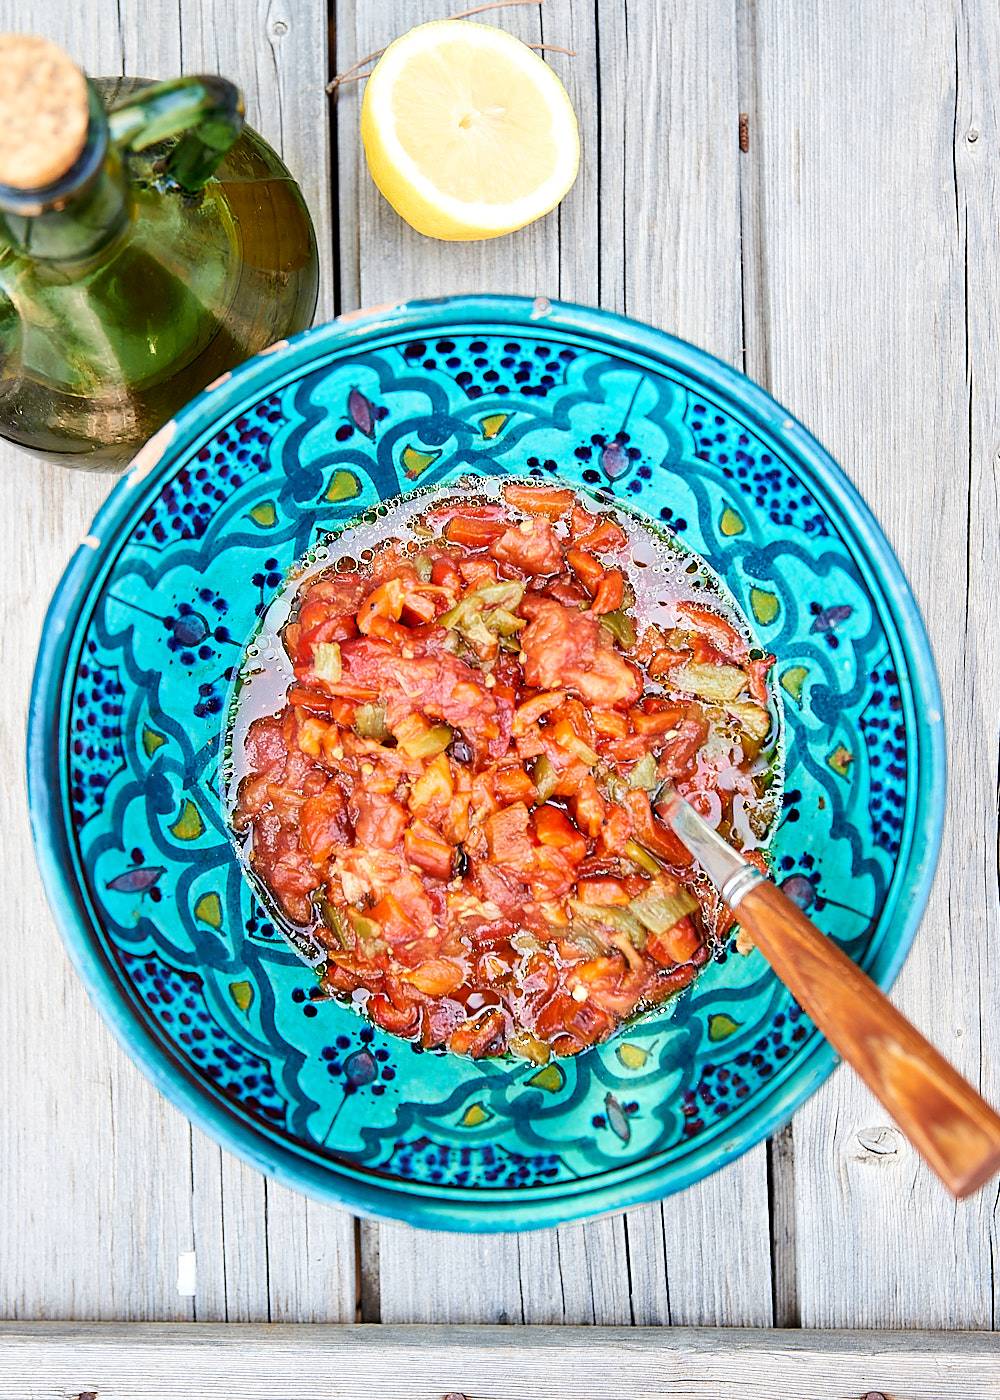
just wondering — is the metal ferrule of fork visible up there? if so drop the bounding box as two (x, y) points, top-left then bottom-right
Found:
(652, 782), (768, 910)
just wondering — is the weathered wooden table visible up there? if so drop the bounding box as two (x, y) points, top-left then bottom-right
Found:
(2, 1), (999, 1395)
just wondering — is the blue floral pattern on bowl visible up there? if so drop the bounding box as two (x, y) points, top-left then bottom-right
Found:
(28, 296), (944, 1230)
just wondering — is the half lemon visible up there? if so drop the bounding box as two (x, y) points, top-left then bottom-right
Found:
(360, 20), (580, 241)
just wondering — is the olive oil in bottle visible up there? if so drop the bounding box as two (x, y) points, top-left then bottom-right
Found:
(0, 38), (319, 469)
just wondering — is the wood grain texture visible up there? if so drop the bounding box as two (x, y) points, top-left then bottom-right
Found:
(959, 0), (1000, 1326)
(0, 0), (352, 1324)
(752, 0), (997, 1326)
(338, 0), (772, 1327)
(4, 0), (1000, 1336)
(735, 878), (1000, 1198)
(2, 1323), (1000, 1399)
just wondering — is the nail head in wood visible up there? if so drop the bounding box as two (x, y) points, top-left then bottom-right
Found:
(0, 34), (90, 190)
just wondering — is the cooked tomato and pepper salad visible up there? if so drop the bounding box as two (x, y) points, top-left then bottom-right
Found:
(230, 481), (779, 1062)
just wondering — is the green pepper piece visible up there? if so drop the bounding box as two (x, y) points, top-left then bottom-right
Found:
(312, 640), (342, 684)
(627, 751), (658, 791)
(354, 702), (389, 742)
(624, 838), (661, 876)
(532, 754), (559, 801)
(398, 724), (453, 760)
(568, 900), (648, 948)
(629, 880), (699, 934)
(599, 608), (637, 648)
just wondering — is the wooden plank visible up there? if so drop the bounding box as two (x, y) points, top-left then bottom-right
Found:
(751, 0), (996, 1326)
(0, 0), (196, 1317)
(594, 0), (775, 1330)
(337, 0), (773, 1326)
(2, 1323), (1000, 1399)
(0, 0), (349, 1324)
(333, 0), (628, 1326)
(959, 0), (1000, 1326)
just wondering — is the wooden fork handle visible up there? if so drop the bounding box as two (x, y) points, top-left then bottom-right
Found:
(737, 881), (1000, 1198)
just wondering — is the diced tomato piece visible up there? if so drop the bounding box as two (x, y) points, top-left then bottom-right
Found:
(489, 519), (565, 575)
(659, 705), (711, 780)
(404, 958), (466, 996)
(551, 757), (590, 798)
(574, 519), (628, 552)
(425, 502), (506, 529)
(647, 915), (702, 967)
(591, 569), (625, 615)
(513, 690), (565, 733)
(448, 1008), (508, 1058)
(352, 791), (408, 849)
(624, 789), (694, 867)
(572, 774), (606, 838)
(565, 546), (605, 595)
(592, 708), (629, 738)
(562, 997), (616, 1048)
(494, 766), (538, 805)
(644, 961), (700, 1005)
(323, 961), (361, 994)
(357, 577), (405, 635)
(629, 708), (683, 736)
(570, 504), (599, 536)
(297, 599), (334, 633)
(675, 600), (744, 660)
(485, 803), (536, 870)
(369, 891), (419, 945)
(445, 516), (506, 547)
(404, 824), (455, 881)
(287, 685), (334, 715)
(470, 770), (499, 822)
(532, 804), (587, 866)
(746, 655), (775, 706)
(530, 843), (578, 900)
(408, 754), (454, 815)
(294, 715), (328, 758)
(328, 698), (357, 726)
(520, 599), (641, 709)
(368, 991), (420, 1038)
(576, 876), (630, 906)
(596, 802), (632, 858)
(458, 557), (499, 588)
(400, 592), (439, 626)
(296, 613), (359, 661)
(366, 614), (411, 646)
(502, 482), (576, 518)
(431, 555), (462, 591)
(420, 997), (467, 1047)
(300, 791), (344, 862)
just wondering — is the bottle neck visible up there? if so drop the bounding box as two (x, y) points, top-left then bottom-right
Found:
(0, 82), (130, 265)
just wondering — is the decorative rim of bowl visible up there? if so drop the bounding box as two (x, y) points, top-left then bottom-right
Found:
(27, 294), (946, 1230)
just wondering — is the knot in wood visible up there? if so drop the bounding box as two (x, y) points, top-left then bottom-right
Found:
(855, 1125), (901, 1156)
(860, 1392), (889, 1400)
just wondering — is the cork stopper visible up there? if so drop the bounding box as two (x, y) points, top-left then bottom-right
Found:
(0, 35), (90, 190)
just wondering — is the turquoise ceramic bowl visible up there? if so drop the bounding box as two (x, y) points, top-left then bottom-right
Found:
(28, 295), (945, 1230)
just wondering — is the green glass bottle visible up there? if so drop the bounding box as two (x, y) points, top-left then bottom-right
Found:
(0, 36), (319, 469)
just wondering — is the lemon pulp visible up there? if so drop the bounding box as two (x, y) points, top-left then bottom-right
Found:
(361, 21), (580, 241)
